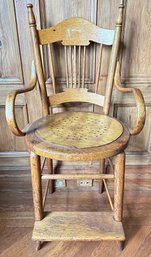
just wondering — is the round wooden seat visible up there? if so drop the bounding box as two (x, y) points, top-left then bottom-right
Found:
(26, 111), (130, 161)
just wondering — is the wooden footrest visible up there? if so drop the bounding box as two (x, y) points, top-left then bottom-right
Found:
(32, 212), (125, 242)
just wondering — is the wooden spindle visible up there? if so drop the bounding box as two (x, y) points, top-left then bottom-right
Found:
(82, 46), (86, 88)
(108, 158), (114, 173)
(64, 46), (69, 87)
(95, 44), (103, 93)
(78, 46), (81, 87)
(48, 44), (56, 94)
(43, 159), (53, 208)
(103, 179), (114, 211)
(74, 46), (77, 88)
(41, 157), (46, 173)
(69, 46), (73, 87)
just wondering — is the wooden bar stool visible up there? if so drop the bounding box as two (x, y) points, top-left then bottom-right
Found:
(5, 0), (146, 251)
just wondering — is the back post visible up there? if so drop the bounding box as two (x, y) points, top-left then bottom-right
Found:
(103, 1), (124, 115)
(27, 4), (49, 116)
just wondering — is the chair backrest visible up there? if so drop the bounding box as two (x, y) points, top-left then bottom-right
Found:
(27, 2), (124, 116)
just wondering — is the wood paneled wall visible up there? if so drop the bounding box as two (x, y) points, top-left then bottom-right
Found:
(0, 0), (151, 169)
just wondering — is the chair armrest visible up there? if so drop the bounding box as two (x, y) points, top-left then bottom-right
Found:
(5, 61), (37, 136)
(114, 61), (146, 135)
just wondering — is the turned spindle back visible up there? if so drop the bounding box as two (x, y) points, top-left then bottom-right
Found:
(27, 3), (124, 116)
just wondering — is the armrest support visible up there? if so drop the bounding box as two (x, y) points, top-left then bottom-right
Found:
(114, 61), (146, 135)
(5, 61), (37, 136)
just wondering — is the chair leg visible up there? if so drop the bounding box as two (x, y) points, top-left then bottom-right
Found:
(99, 159), (105, 194)
(117, 241), (124, 251)
(35, 241), (41, 251)
(30, 151), (43, 221)
(46, 158), (54, 194)
(114, 152), (125, 222)
(114, 152), (125, 251)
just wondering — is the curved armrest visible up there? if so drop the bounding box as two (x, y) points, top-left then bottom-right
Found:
(5, 61), (37, 136)
(114, 61), (146, 135)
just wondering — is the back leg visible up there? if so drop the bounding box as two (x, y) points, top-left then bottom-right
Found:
(99, 159), (105, 193)
(47, 158), (54, 194)
(35, 241), (41, 251)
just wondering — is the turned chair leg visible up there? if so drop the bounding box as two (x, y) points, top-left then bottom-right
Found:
(36, 241), (41, 251)
(30, 151), (43, 250)
(46, 158), (54, 194)
(114, 152), (125, 250)
(99, 159), (105, 194)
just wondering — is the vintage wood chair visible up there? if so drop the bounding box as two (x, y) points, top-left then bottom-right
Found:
(6, 1), (145, 251)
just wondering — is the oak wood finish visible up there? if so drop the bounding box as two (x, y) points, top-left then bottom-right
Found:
(33, 211), (125, 241)
(1, 182), (151, 257)
(1, 0), (151, 168)
(25, 112), (130, 161)
(103, 3), (124, 115)
(48, 44), (56, 94)
(27, 4), (49, 116)
(114, 152), (125, 222)
(45, 158), (54, 194)
(30, 152), (43, 221)
(38, 17), (114, 46)
(5, 61), (37, 136)
(114, 62), (146, 135)
(41, 174), (114, 180)
(99, 160), (106, 193)
(95, 44), (103, 93)
(42, 159), (54, 209)
(5, 0), (146, 250)
(49, 88), (105, 107)
(103, 178), (114, 211)
(32, 112), (123, 148)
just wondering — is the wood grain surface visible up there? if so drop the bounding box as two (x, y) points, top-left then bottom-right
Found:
(38, 17), (114, 46)
(1, 0), (151, 167)
(34, 112), (123, 148)
(25, 112), (130, 161)
(49, 88), (105, 107)
(114, 62), (146, 135)
(33, 211), (125, 241)
(0, 167), (151, 257)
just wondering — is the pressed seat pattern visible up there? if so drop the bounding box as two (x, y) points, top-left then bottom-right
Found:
(28, 112), (123, 149)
